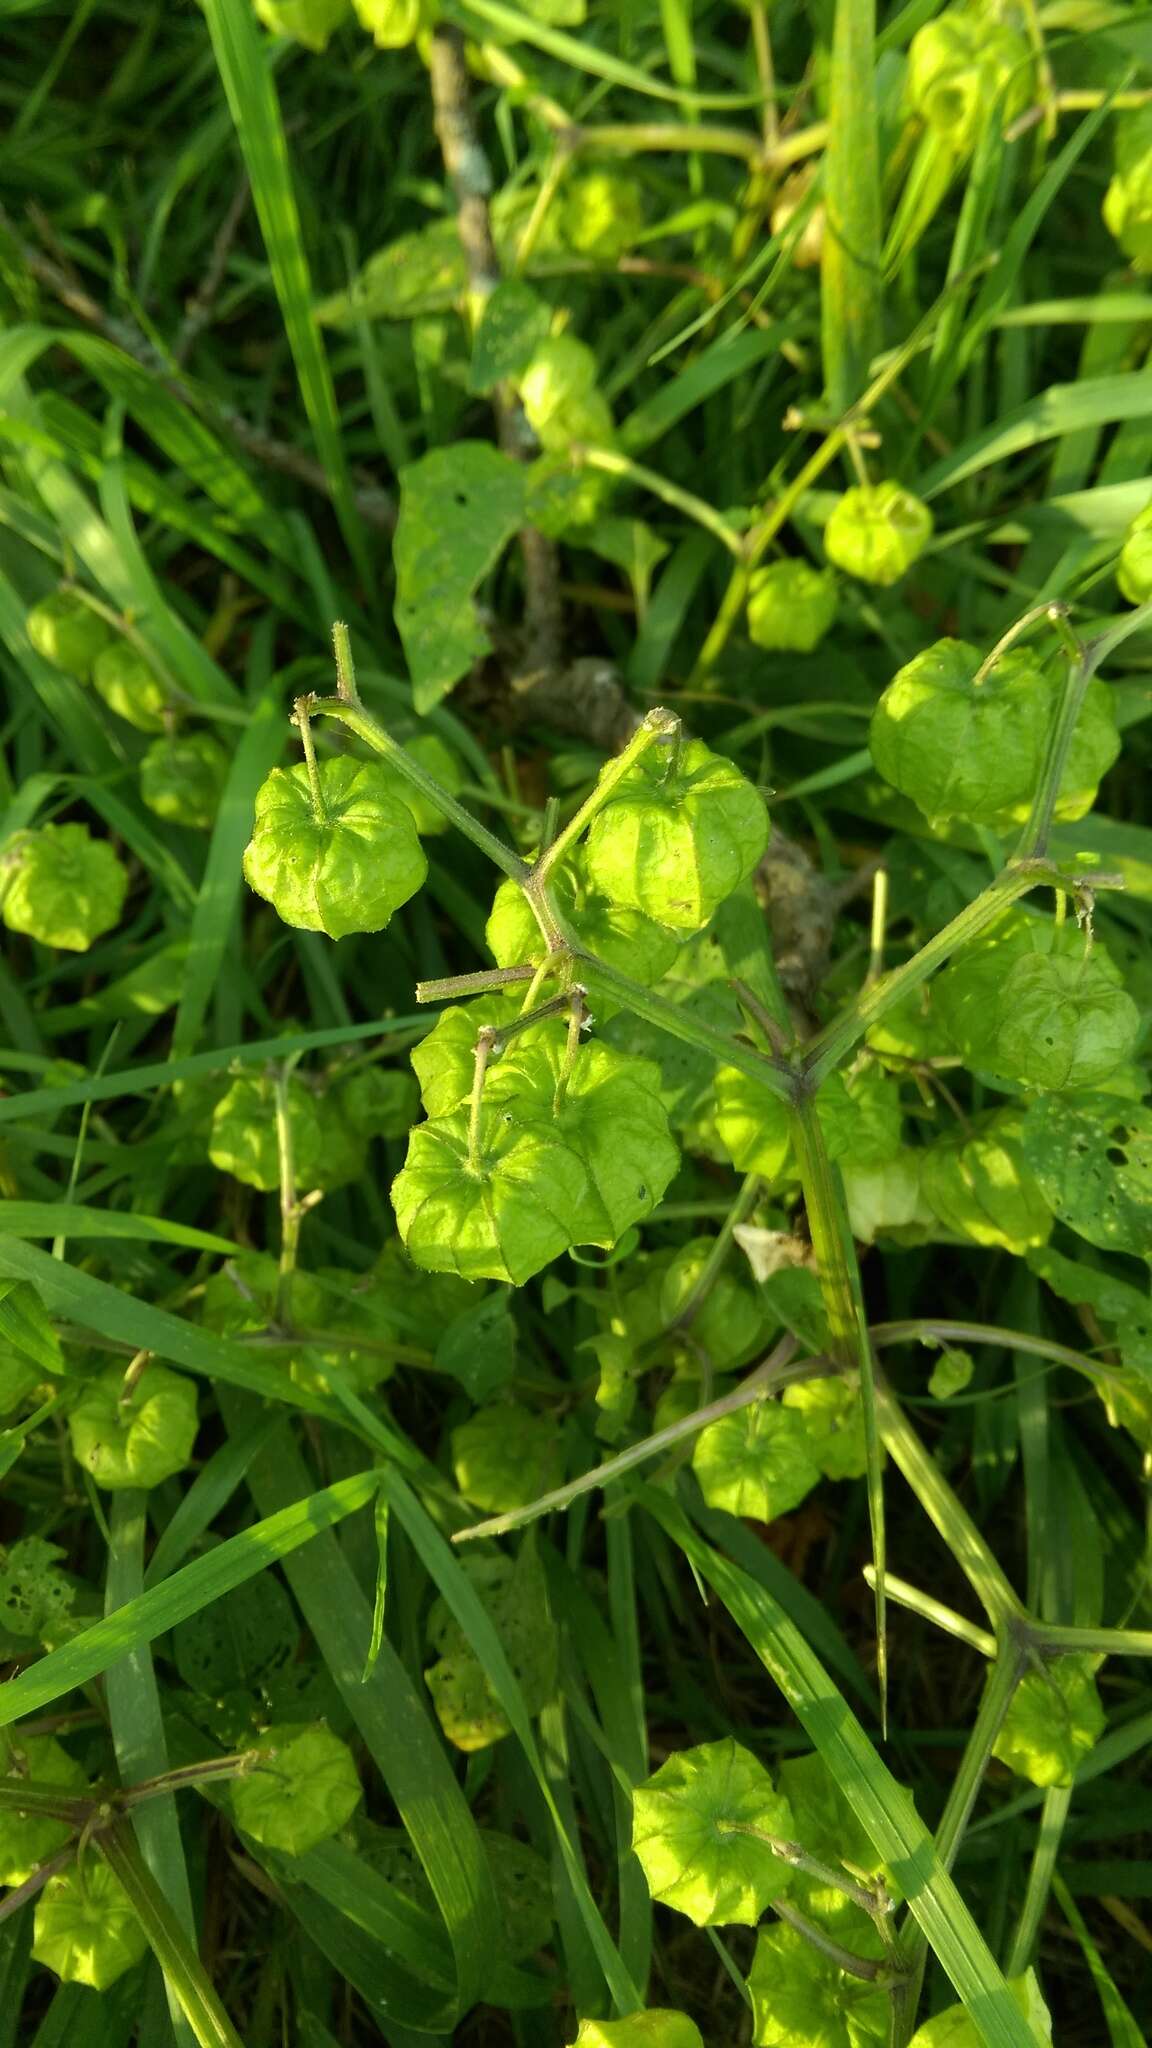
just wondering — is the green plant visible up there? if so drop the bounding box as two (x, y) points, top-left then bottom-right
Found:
(1, 2), (1151, 2043)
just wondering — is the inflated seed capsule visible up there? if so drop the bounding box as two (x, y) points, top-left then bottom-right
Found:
(26, 592), (114, 681)
(253, 0), (351, 47)
(747, 560), (837, 652)
(1103, 106), (1152, 273)
(351, 0), (435, 47)
(562, 169), (645, 262)
(906, 7), (1031, 157)
(140, 732), (230, 830)
(242, 756), (427, 938)
(91, 642), (168, 731)
(1, 823), (129, 952)
(520, 335), (599, 442)
(824, 482), (933, 587)
(1117, 498), (1152, 604)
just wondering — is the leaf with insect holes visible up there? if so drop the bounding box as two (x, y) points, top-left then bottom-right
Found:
(68, 1363), (198, 1491)
(0, 1729), (87, 1885)
(392, 1106), (591, 1284)
(33, 1863), (148, 1991)
(1, 824), (128, 953)
(748, 1920), (888, 2048)
(869, 639), (1050, 827)
(232, 1721), (361, 1853)
(585, 737), (768, 936)
(470, 280), (553, 393)
(631, 1737), (795, 1926)
(920, 1111), (1053, 1254)
(365, 1822), (555, 1962)
(451, 1400), (563, 1513)
(424, 1543), (557, 1752)
(485, 1029), (680, 1246)
(243, 758), (427, 938)
(692, 1403), (822, 1522)
(907, 1970), (1052, 2047)
(933, 912), (1139, 1093)
(393, 442), (528, 712)
(574, 2017), (704, 2048)
(0, 1536), (75, 1641)
(991, 1655), (1106, 1788)
(1020, 1095), (1152, 1258)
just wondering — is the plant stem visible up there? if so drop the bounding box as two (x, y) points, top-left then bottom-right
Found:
(862, 1566), (997, 1659)
(553, 992), (587, 1112)
(771, 1897), (900, 1985)
(578, 955), (797, 1102)
(971, 601), (1072, 687)
(1015, 597), (1152, 858)
(452, 1334), (821, 1543)
(532, 706), (679, 887)
(801, 859), (1108, 1088)
(292, 697), (328, 821)
(466, 1028), (496, 1175)
(899, 1641), (1028, 2010)
(718, 1820), (891, 1919)
(873, 1378), (1023, 1628)
(308, 695), (529, 883)
(1004, 1785), (1072, 1977)
(789, 1091), (888, 1722)
(331, 619), (362, 704)
(576, 447), (746, 557)
(416, 964), (538, 1003)
(668, 1172), (762, 1332)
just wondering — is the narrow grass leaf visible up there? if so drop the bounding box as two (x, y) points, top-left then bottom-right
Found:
(821, 0), (883, 410)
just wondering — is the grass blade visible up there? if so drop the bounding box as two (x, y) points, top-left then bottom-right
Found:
(199, 0), (370, 585)
(820, 0), (882, 410)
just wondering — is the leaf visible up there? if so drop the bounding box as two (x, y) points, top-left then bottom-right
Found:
(0, 1535), (75, 1640)
(692, 1404), (823, 1522)
(0, 1728), (86, 1883)
(1019, 1096), (1152, 1257)
(435, 1291), (517, 1401)
(0, 1279), (63, 1375)
(172, 1574), (298, 1696)
(469, 281), (552, 393)
(630, 1737), (795, 1926)
(393, 443), (528, 713)
(316, 218), (469, 325)
(991, 1655), (1106, 1789)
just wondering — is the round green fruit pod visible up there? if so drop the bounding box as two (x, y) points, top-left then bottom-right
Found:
(583, 736), (768, 934)
(255, 0), (351, 47)
(747, 560), (838, 653)
(68, 1362), (199, 1490)
(26, 591), (114, 680)
(91, 641), (168, 731)
(243, 756), (427, 938)
(231, 1722), (362, 1854)
(1117, 497), (1152, 604)
(0, 1731), (87, 1885)
(486, 851), (680, 1012)
(561, 169), (645, 261)
(824, 482), (933, 586)
(351, 0), (434, 46)
(33, 1863), (148, 1991)
(573, 2016), (703, 2048)
(906, 8), (1031, 157)
(521, 335), (615, 453)
(140, 731), (229, 829)
(1, 822), (129, 952)
(869, 637), (1050, 826)
(933, 913), (1140, 1093)
(1103, 106), (1152, 273)
(393, 1107), (593, 1285)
